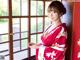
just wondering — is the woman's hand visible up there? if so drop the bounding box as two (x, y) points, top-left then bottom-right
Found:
(28, 43), (38, 49)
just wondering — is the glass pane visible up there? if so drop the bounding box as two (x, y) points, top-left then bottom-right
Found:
(45, 2), (51, 15)
(31, 34), (36, 56)
(31, 1), (36, 16)
(31, 35), (36, 43)
(21, 39), (28, 49)
(37, 1), (43, 15)
(0, 19), (9, 43)
(0, 0), (8, 16)
(22, 0), (28, 16)
(37, 34), (42, 43)
(13, 41), (20, 52)
(21, 18), (28, 32)
(44, 17), (51, 30)
(30, 31), (36, 56)
(13, 33), (20, 40)
(5, 56), (9, 60)
(12, 0), (20, 16)
(12, 18), (20, 33)
(0, 35), (8, 42)
(31, 18), (36, 33)
(21, 32), (28, 39)
(12, 0), (28, 16)
(13, 18), (20, 40)
(31, 48), (36, 56)
(38, 18), (43, 32)
(31, 1), (43, 16)
(0, 19), (8, 34)
(0, 43), (9, 56)
(14, 50), (28, 60)
(21, 18), (28, 39)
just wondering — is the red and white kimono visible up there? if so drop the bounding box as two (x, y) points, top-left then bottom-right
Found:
(36, 23), (67, 60)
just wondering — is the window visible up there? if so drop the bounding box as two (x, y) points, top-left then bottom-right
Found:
(0, 0), (62, 60)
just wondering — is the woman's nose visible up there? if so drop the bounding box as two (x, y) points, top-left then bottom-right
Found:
(50, 12), (53, 16)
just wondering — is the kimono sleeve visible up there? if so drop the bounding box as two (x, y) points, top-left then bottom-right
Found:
(54, 26), (67, 48)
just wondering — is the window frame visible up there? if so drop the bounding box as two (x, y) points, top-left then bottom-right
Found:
(0, 0), (62, 60)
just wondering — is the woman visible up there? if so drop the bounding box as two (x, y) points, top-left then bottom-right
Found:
(29, 1), (67, 60)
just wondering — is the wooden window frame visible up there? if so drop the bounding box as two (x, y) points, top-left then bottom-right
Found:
(0, 0), (62, 60)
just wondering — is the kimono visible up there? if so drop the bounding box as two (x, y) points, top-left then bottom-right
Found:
(36, 23), (67, 60)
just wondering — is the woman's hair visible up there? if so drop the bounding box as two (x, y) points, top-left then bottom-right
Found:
(48, 1), (66, 15)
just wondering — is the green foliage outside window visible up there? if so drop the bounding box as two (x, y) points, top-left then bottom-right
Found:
(37, 4), (43, 16)
(0, 19), (7, 23)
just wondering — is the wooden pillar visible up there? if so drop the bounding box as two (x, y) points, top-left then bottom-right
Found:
(72, 1), (80, 60)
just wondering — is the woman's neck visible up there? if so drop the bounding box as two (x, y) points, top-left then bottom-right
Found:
(51, 19), (62, 27)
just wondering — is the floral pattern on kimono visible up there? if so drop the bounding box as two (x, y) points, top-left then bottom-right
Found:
(36, 23), (67, 60)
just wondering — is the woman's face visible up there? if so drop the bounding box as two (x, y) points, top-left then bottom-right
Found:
(48, 10), (60, 22)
